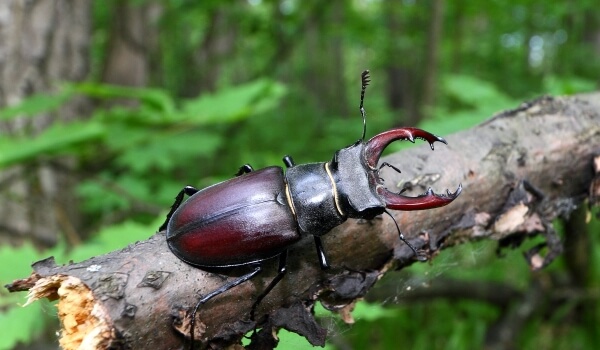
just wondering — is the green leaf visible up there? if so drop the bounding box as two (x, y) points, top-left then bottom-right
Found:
(350, 301), (398, 321)
(0, 243), (53, 349)
(67, 221), (153, 264)
(0, 89), (73, 121)
(0, 302), (46, 350)
(443, 74), (514, 112)
(542, 75), (597, 95)
(0, 244), (40, 283)
(114, 130), (223, 174)
(182, 79), (286, 124)
(0, 121), (105, 168)
(76, 177), (132, 215)
(73, 83), (176, 114)
(98, 121), (151, 151)
(276, 328), (336, 350)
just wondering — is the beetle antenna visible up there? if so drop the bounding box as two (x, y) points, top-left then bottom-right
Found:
(359, 70), (370, 141)
(383, 210), (427, 261)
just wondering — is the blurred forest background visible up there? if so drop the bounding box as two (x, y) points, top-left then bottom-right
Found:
(1, 0), (599, 349)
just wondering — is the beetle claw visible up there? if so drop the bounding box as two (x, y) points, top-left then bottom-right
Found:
(363, 127), (460, 210)
(364, 127), (448, 168)
(377, 183), (462, 211)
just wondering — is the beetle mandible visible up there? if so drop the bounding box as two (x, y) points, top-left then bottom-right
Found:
(159, 70), (462, 344)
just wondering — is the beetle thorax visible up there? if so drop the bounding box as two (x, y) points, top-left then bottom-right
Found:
(285, 163), (345, 236)
(284, 141), (387, 237)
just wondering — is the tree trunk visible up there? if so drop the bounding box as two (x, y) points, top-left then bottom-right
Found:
(0, 0), (91, 247)
(421, 0), (445, 118)
(329, 1), (349, 118)
(191, 7), (237, 96)
(383, 0), (420, 124)
(6, 93), (600, 349)
(101, 1), (161, 89)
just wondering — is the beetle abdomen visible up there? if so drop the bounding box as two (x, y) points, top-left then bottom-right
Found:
(166, 167), (300, 267)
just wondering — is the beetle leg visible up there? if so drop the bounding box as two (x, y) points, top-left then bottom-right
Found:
(377, 162), (402, 184)
(158, 186), (199, 232)
(189, 264), (262, 348)
(377, 184), (462, 211)
(250, 251), (288, 321)
(384, 210), (427, 261)
(282, 155), (295, 168)
(314, 236), (331, 270)
(379, 162), (402, 174)
(235, 164), (254, 176)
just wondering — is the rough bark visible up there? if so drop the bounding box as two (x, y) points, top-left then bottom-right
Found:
(6, 93), (600, 350)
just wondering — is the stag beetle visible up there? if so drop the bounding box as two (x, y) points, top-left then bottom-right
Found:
(159, 70), (461, 344)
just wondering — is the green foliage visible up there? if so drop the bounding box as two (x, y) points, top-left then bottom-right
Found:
(340, 300), (497, 349)
(243, 326), (336, 350)
(0, 79), (285, 348)
(0, 79), (286, 225)
(181, 79), (286, 124)
(66, 220), (154, 264)
(0, 89), (73, 121)
(542, 75), (598, 95)
(75, 83), (176, 114)
(0, 243), (61, 350)
(422, 74), (519, 135)
(330, 211), (600, 349)
(0, 301), (47, 350)
(0, 122), (105, 168)
(2, 0), (600, 348)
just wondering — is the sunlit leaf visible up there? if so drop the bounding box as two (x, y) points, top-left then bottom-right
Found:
(115, 130), (223, 173)
(182, 79), (285, 124)
(443, 74), (513, 110)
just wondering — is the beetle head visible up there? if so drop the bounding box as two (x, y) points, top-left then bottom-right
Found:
(362, 127), (462, 211)
(332, 70), (461, 217)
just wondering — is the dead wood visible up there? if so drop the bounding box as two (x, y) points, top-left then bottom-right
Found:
(5, 93), (600, 349)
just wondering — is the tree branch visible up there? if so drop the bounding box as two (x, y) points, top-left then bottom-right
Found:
(6, 93), (600, 349)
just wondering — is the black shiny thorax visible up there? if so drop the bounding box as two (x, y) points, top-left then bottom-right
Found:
(284, 141), (387, 237)
(285, 163), (344, 236)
